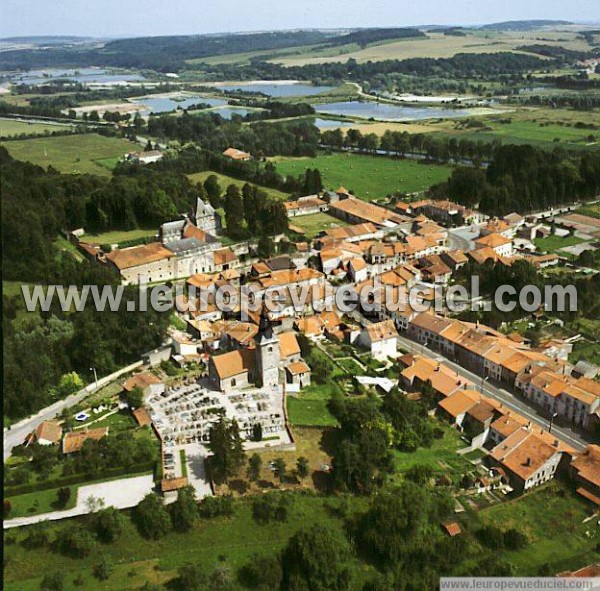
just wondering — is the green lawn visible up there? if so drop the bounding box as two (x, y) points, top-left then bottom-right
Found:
(288, 212), (349, 237)
(5, 486), (77, 519)
(570, 340), (600, 366)
(0, 118), (73, 137)
(271, 152), (453, 198)
(3, 495), (366, 591)
(392, 424), (470, 477)
(479, 484), (599, 574)
(534, 234), (586, 253)
(576, 203), (600, 219)
(3, 133), (136, 176)
(287, 383), (340, 427)
(81, 227), (157, 245)
(187, 170), (290, 201)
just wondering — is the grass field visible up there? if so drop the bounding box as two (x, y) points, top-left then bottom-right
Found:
(287, 382), (340, 428)
(288, 212), (349, 237)
(6, 486), (78, 519)
(81, 227), (157, 245)
(534, 235), (586, 253)
(576, 203), (600, 219)
(392, 424), (471, 477)
(187, 170), (290, 201)
(3, 495), (367, 591)
(0, 118), (73, 137)
(479, 484), (599, 574)
(3, 133), (135, 176)
(272, 152), (453, 198)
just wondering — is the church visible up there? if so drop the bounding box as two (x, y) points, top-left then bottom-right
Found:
(208, 307), (311, 392)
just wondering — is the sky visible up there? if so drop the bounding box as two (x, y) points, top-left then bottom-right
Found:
(1, 0), (598, 39)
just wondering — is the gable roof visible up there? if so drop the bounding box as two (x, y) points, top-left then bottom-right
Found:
(63, 428), (109, 454)
(211, 348), (255, 380)
(106, 242), (173, 270)
(34, 421), (63, 444)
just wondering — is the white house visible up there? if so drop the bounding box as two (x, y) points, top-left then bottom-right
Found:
(357, 320), (399, 360)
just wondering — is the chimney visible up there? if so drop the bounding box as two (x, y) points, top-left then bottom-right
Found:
(525, 457), (531, 467)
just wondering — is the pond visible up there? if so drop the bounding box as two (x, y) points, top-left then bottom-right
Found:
(210, 81), (334, 97)
(313, 117), (355, 129)
(313, 100), (481, 122)
(11, 67), (145, 85)
(130, 93), (228, 114)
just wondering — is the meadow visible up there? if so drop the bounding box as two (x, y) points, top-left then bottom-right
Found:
(272, 152), (453, 198)
(81, 228), (158, 246)
(0, 118), (73, 137)
(187, 170), (290, 201)
(287, 212), (349, 238)
(3, 133), (136, 176)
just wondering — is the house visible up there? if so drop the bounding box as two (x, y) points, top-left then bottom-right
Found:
(570, 445), (600, 506)
(286, 361), (312, 389)
(128, 150), (163, 164)
(437, 389), (480, 428)
(473, 233), (513, 258)
(442, 522), (462, 537)
(488, 427), (568, 492)
(284, 195), (329, 217)
(222, 147), (251, 161)
(348, 257), (368, 283)
(133, 407), (153, 426)
(123, 372), (163, 396)
(357, 320), (398, 360)
(29, 421), (63, 446)
(329, 196), (405, 228)
(62, 427), (109, 454)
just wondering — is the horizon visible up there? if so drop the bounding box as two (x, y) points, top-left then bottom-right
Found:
(1, 0), (598, 39)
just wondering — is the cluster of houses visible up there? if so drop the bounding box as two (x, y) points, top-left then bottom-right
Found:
(399, 350), (600, 503)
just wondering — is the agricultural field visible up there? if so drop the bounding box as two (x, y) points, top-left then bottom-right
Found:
(269, 30), (591, 66)
(0, 118), (73, 137)
(187, 170), (290, 201)
(2, 133), (136, 176)
(272, 152), (453, 198)
(479, 483), (599, 575)
(288, 212), (349, 238)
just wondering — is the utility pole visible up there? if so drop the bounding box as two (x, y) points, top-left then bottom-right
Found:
(90, 366), (98, 390)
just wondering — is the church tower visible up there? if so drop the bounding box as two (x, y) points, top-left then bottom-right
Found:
(255, 305), (280, 389)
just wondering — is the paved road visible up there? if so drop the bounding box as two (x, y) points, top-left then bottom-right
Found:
(396, 333), (588, 452)
(4, 474), (154, 529)
(3, 361), (143, 461)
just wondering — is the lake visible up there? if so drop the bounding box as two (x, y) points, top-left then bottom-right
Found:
(313, 101), (481, 122)
(12, 68), (145, 85)
(211, 81), (334, 97)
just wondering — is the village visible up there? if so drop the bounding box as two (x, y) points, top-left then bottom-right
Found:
(5, 144), (600, 538)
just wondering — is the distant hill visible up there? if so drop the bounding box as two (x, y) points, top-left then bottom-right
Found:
(323, 28), (426, 48)
(479, 20), (573, 31)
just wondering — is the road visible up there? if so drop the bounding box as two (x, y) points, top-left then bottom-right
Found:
(3, 360), (142, 461)
(395, 333), (588, 452)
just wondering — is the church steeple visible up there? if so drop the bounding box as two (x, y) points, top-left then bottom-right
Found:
(257, 303), (274, 342)
(255, 303), (279, 389)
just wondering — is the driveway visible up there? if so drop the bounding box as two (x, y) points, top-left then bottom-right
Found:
(180, 443), (213, 499)
(4, 474), (155, 529)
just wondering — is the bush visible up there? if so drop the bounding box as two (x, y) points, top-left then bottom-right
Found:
(503, 528), (528, 550)
(240, 554), (283, 590)
(56, 487), (71, 509)
(91, 506), (126, 543)
(40, 572), (65, 591)
(58, 525), (96, 558)
(133, 493), (171, 540)
(198, 494), (234, 518)
(93, 555), (113, 581)
(476, 525), (505, 550)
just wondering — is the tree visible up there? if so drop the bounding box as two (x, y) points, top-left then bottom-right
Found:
(404, 464), (434, 485)
(281, 524), (352, 591)
(133, 493), (172, 540)
(4, 499), (12, 517)
(58, 524), (96, 558)
(40, 572), (64, 591)
(170, 486), (198, 532)
(252, 423), (263, 442)
(207, 417), (246, 482)
(296, 456), (309, 481)
(124, 386), (144, 409)
(503, 528), (528, 550)
(175, 563), (208, 591)
(274, 457), (287, 484)
(93, 555), (113, 581)
(91, 506), (126, 543)
(247, 453), (262, 482)
(240, 554), (283, 590)
(223, 184), (244, 238)
(204, 174), (222, 208)
(56, 486), (71, 509)
(57, 372), (83, 398)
